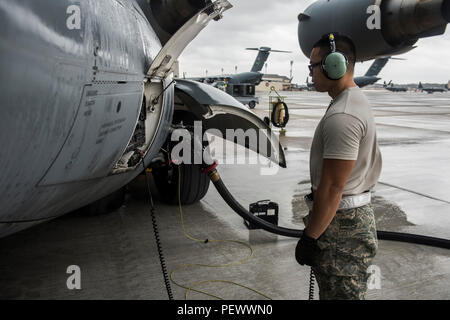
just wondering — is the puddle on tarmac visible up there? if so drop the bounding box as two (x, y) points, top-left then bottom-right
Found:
(290, 181), (415, 229)
(290, 180), (312, 225)
(371, 195), (415, 229)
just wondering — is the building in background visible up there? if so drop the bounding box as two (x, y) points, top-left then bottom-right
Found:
(256, 74), (293, 92)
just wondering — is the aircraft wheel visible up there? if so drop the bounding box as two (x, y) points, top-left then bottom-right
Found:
(153, 110), (211, 205)
(152, 162), (210, 205)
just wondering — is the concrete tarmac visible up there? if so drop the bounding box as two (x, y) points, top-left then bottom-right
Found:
(0, 90), (449, 300)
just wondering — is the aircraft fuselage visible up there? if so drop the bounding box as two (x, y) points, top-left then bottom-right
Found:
(0, 0), (173, 237)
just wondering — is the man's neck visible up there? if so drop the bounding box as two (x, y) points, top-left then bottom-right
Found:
(328, 78), (358, 100)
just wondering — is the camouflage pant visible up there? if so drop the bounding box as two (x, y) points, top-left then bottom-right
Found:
(303, 204), (378, 300)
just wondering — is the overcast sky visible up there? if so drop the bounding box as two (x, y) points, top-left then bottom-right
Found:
(179, 0), (450, 84)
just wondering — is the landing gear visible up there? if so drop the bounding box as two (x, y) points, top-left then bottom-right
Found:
(152, 161), (210, 205)
(152, 111), (210, 205)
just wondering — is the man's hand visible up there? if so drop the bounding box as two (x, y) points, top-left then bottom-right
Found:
(295, 232), (319, 266)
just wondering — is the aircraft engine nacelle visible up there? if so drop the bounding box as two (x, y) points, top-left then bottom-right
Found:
(137, 0), (213, 45)
(298, 0), (450, 61)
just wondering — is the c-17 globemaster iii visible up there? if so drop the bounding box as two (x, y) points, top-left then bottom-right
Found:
(383, 80), (408, 92)
(189, 47), (291, 108)
(418, 82), (449, 94)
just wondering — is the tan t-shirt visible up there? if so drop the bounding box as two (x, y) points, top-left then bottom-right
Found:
(310, 86), (382, 195)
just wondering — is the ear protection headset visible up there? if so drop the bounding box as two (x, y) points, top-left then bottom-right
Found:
(321, 34), (349, 80)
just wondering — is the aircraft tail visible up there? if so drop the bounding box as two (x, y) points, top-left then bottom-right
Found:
(246, 47), (291, 73)
(364, 57), (390, 77)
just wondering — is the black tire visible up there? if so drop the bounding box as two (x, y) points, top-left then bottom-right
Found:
(153, 110), (211, 205)
(152, 163), (210, 205)
(248, 101), (256, 109)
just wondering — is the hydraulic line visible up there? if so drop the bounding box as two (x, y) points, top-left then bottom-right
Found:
(206, 168), (450, 250)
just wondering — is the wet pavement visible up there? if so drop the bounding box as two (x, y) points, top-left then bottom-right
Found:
(0, 90), (449, 300)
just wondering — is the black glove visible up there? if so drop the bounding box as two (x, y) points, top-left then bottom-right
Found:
(295, 232), (319, 267)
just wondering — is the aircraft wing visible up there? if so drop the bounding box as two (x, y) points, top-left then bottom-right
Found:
(174, 79), (287, 168)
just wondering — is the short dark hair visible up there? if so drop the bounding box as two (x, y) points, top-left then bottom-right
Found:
(313, 34), (356, 70)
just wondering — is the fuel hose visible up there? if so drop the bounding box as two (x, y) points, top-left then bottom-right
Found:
(206, 169), (450, 250)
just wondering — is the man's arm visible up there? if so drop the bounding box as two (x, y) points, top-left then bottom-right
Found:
(305, 158), (356, 240)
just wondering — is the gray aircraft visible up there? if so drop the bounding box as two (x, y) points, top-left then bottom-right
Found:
(418, 82), (448, 93)
(383, 80), (408, 92)
(0, 0), (449, 239)
(190, 47), (291, 108)
(298, 0), (449, 61)
(0, 0), (287, 238)
(355, 57), (396, 87)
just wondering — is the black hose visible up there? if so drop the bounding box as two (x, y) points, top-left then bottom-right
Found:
(376, 230), (450, 249)
(210, 171), (450, 250)
(212, 176), (302, 238)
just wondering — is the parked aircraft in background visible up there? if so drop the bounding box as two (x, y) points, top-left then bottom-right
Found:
(355, 57), (404, 87)
(418, 82), (448, 94)
(189, 47), (290, 108)
(384, 81), (408, 92)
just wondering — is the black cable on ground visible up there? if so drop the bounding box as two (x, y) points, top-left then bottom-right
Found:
(170, 166), (271, 300)
(144, 168), (174, 300)
(208, 170), (450, 250)
(309, 268), (316, 300)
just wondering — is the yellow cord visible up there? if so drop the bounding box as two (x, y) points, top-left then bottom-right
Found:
(169, 166), (272, 300)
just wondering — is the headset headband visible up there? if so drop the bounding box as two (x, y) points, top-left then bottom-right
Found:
(329, 33), (336, 53)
